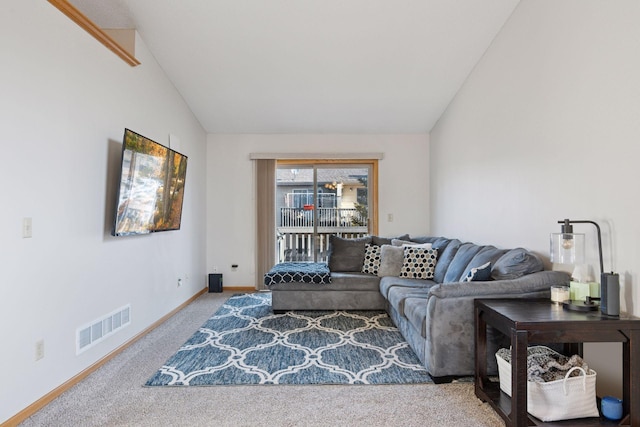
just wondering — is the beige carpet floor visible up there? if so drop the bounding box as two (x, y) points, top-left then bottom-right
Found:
(20, 291), (504, 427)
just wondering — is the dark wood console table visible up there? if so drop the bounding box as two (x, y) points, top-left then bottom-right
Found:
(474, 299), (640, 426)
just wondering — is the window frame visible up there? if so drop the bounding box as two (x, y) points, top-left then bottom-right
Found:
(277, 159), (379, 236)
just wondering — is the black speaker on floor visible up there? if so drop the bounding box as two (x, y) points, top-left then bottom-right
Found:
(208, 273), (223, 293)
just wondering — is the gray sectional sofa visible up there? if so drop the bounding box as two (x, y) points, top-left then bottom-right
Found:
(267, 234), (570, 380)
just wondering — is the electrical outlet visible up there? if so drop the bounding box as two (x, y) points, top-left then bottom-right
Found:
(23, 217), (33, 238)
(35, 339), (44, 361)
(177, 278), (183, 287)
(212, 266), (218, 273)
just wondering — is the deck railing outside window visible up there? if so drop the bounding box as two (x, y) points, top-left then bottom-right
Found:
(279, 207), (366, 228)
(277, 207), (368, 263)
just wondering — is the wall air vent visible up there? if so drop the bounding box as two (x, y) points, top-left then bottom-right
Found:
(76, 305), (131, 354)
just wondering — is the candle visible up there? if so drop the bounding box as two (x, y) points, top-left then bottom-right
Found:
(551, 285), (570, 303)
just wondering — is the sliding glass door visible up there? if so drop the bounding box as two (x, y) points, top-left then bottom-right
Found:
(276, 161), (376, 263)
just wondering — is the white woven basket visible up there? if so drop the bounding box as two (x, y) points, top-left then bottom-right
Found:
(496, 352), (599, 422)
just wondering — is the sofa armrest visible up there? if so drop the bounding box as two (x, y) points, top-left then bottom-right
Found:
(423, 270), (570, 377)
(428, 271), (570, 299)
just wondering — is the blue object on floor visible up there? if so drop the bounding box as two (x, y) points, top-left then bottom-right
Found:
(601, 396), (623, 420)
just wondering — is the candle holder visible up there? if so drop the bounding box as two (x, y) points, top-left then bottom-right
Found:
(550, 285), (570, 304)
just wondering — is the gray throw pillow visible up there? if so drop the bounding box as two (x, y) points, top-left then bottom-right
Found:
(327, 235), (372, 272)
(492, 248), (544, 280)
(371, 234), (410, 246)
(377, 245), (405, 277)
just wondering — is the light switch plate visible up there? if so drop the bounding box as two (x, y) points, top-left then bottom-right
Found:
(23, 217), (33, 238)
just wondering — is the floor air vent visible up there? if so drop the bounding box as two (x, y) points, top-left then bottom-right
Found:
(77, 305), (131, 354)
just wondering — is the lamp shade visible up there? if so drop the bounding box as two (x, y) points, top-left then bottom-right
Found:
(550, 232), (585, 264)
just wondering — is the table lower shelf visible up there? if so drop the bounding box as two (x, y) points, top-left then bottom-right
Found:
(476, 381), (627, 426)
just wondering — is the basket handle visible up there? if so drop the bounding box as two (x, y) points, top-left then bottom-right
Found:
(563, 366), (587, 395)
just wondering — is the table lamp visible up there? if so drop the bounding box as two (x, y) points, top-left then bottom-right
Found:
(550, 219), (619, 316)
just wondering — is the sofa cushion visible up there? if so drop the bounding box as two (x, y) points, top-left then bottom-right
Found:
(327, 235), (372, 272)
(409, 236), (439, 244)
(399, 247), (438, 279)
(377, 245), (404, 277)
(387, 285), (432, 317)
(431, 237), (453, 252)
(328, 272), (382, 291)
(458, 246), (507, 282)
(492, 248), (544, 280)
(433, 239), (461, 283)
(443, 243), (483, 283)
(379, 276), (436, 299)
(461, 261), (492, 282)
(404, 297), (428, 338)
(391, 239), (432, 248)
(371, 234), (410, 246)
(361, 244), (381, 275)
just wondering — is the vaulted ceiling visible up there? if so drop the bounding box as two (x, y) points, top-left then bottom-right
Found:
(70, 0), (520, 134)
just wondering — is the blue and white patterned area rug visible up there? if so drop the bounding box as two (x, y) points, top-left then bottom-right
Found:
(145, 293), (433, 386)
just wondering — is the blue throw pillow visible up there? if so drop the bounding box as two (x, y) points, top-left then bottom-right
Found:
(462, 262), (492, 282)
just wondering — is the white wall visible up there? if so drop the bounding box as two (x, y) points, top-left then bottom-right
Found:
(207, 134), (429, 287)
(430, 0), (640, 396)
(0, 2), (207, 423)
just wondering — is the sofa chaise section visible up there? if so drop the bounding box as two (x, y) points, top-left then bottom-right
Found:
(270, 272), (385, 313)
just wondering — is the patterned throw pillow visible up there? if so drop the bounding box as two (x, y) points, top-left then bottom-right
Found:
(361, 244), (382, 275)
(462, 261), (492, 282)
(399, 247), (437, 280)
